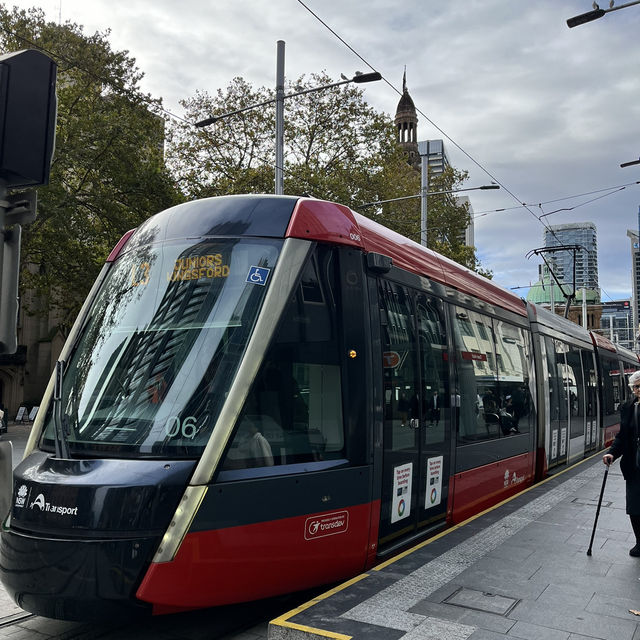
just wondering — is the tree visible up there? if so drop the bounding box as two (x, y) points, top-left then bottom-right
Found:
(0, 7), (182, 333)
(167, 73), (416, 208)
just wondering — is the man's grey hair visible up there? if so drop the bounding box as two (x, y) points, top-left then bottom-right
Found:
(629, 370), (640, 388)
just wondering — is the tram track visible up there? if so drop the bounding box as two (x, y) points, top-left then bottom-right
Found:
(0, 610), (34, 627)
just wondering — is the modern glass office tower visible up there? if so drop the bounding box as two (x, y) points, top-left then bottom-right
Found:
(543, 222), (599, 300)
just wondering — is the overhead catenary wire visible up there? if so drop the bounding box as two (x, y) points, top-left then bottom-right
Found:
(293, 0), (634, 268)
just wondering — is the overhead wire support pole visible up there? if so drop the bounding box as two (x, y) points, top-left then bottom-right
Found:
(526, 245), (582, 319)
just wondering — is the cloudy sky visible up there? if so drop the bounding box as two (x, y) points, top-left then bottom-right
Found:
(9, 0), (640, 301)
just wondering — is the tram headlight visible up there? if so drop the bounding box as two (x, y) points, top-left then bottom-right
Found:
(152, 485), (208, 564)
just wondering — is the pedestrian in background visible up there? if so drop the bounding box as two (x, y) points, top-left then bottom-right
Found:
(603, 370), (640, 556)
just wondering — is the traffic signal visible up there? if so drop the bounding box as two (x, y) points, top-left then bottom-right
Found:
(0, 49), (57, 354)
(0, 49), (57, 188)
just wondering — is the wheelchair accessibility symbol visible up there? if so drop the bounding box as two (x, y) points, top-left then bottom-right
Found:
(246, 266), (271, 286)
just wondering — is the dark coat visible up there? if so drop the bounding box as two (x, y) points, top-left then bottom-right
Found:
(608, 399), (639, 481)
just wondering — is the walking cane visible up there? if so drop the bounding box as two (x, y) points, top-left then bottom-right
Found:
(587, 465), (609, 556)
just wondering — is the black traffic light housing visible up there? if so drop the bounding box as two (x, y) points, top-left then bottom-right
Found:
(0, 49), (57, 188)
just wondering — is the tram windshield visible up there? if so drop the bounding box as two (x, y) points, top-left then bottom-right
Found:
(40, 237), (282, 458)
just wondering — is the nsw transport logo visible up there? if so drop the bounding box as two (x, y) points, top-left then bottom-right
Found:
(304, 510), (349, 540)
(14, 484), (28, 508)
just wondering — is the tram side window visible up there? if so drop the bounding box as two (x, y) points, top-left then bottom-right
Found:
(601, 357), (621, 429)
(453, 308), (500, 442)
(380, 280), (418, 431)
(494, 321), (535, 436)
(220, 247), (345, 476)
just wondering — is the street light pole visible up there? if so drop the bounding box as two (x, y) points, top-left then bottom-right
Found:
(195, 41), (381, 196)
(418, 141), (429, 247)
(359, 184), (500, 208)
(275, 41), (285, 195)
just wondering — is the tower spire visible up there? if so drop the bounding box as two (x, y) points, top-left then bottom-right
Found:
(394, 68), (419, 169)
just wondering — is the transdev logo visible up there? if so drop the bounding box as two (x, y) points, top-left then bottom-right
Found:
(304, 510), (349, 540)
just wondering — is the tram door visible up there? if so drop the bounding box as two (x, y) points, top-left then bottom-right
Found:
(378, 281), (451, 548)
(545, 336), (569, 469)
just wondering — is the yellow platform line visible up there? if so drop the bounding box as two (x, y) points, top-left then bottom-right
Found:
(270, 574), (369, 639)
(270, 451), (603, 637)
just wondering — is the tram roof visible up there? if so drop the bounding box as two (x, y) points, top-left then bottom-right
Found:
(115, 195), (527, 317)
(287, 198), (527, 317)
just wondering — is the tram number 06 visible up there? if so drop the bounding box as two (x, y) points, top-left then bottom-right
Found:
(164, 416), (197, 439)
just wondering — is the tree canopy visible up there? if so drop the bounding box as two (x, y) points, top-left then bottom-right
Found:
(0, 6), (182, 332)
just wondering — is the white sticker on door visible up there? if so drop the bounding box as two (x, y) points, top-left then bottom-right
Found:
(391, 462), (413, 523)
(425, 456), (443, 509)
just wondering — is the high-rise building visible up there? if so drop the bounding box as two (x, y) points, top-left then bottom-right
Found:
(627, 228), (640, 338)
(419, 138), (450, 182)
(601, 300), (634, 350)
(543, 222), (599, 301)
(455, 195), (474, 247)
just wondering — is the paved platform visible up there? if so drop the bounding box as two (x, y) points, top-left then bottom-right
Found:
(270, 456), (640, 640)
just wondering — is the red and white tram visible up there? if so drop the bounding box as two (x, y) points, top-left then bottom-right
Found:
(1, 195), (636, 619)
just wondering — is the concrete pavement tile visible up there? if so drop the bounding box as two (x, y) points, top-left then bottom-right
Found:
(484, 543), (536, 563)
(507, 599), (637, 640)
(531, 557), (610, 581)
(586, 591), (640, 621)
(466, 632), (508, 640)
(507, 620), (570, 639)
(535, 583), (596, 609)
(402, 617), (476, 640)
(471, 554), (543, 577)
(605, 560), (640, 580)
(457, 561), (542, 585)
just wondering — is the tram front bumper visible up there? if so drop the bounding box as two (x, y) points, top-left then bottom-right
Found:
(0, 528), (157, 620)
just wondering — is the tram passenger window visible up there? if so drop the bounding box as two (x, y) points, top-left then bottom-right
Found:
(454, 311), (533, 444)
(494, 321), (535, 436)
(453, 308), (500, 442)
(220, 246), (345, 477)
(379, 281), (418, 435)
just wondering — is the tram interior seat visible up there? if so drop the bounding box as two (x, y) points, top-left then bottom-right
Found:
(483, 412), (501, 437)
